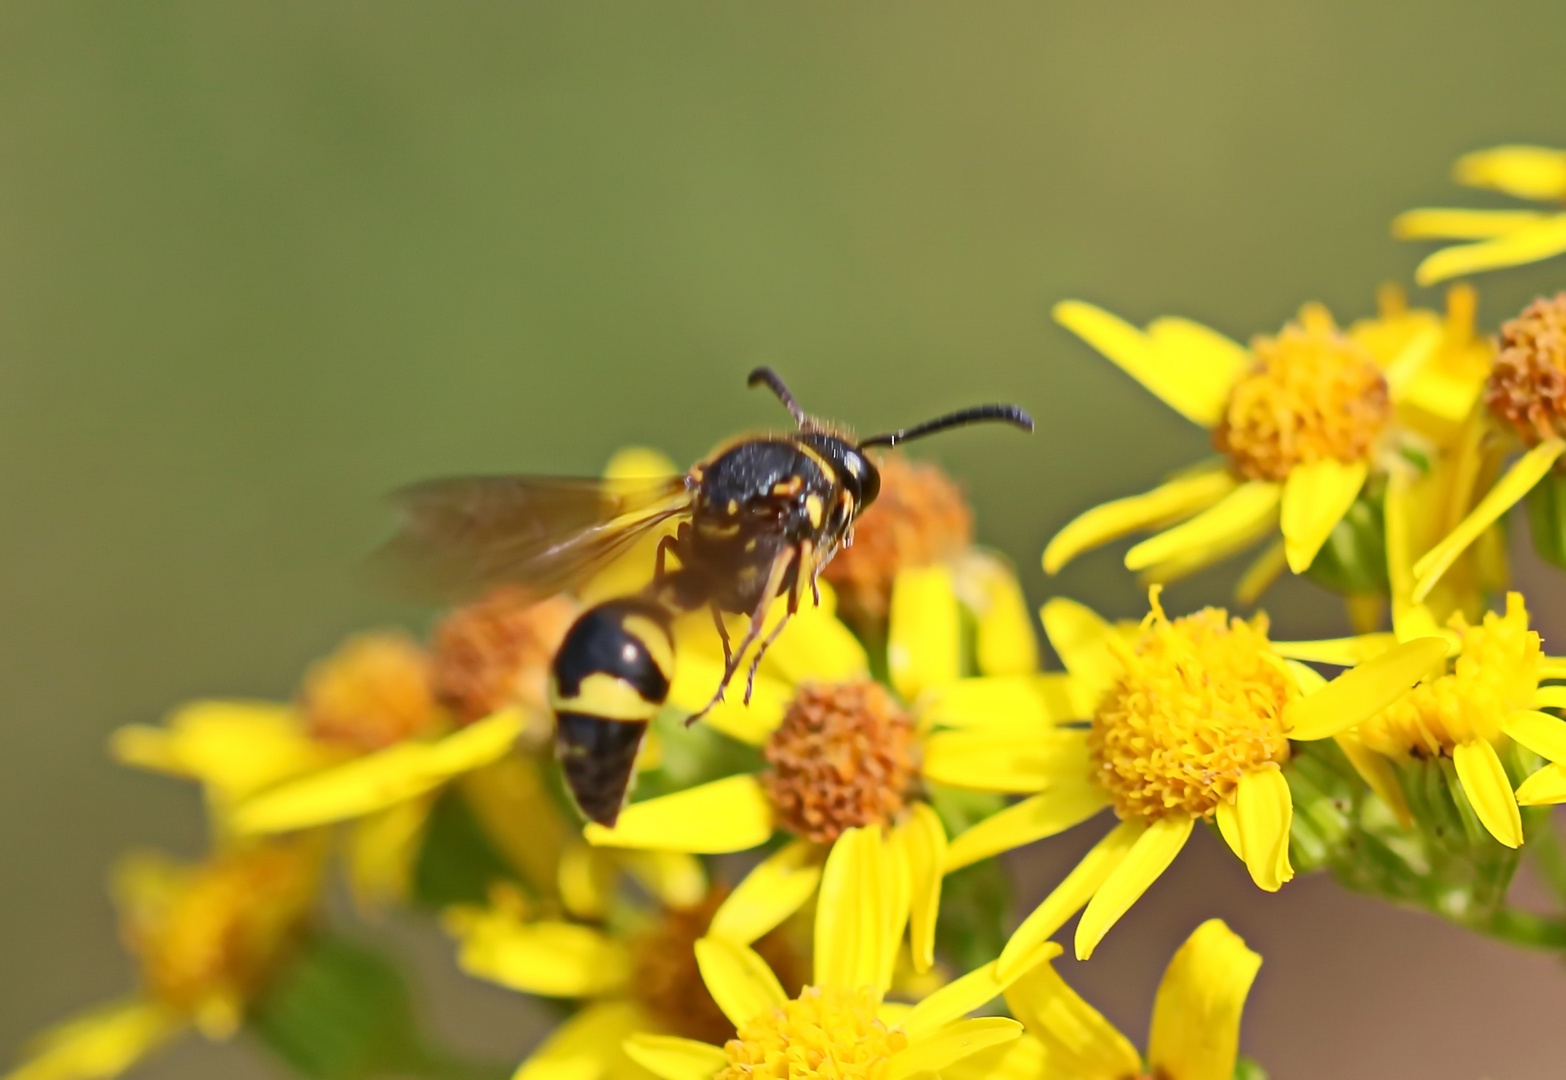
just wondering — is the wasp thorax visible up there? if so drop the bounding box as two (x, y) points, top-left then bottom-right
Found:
(1486, 293), (1566, 446)
(1213, 304), (1391, 482)
(719, 986), (906, 1080)
(762, 681), (917, 844)
(822, 453), (973, 623)
(431, 588), (579, 741)
(630, 887), (803, 1046)
(301, 632), (440, 752)
(1091, 601), (1293, 820)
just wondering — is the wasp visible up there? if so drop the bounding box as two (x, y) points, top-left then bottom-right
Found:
(381, 368), (1032, 825)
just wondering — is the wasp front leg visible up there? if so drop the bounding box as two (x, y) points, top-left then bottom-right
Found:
(685, 546), (796, 726)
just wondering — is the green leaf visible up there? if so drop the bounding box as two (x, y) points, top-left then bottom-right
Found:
(936, 856), (1011, 973)
(1232, 1056), (1270, 1080)
(1303, 487), (1388, 596)
(251, 933), (508, 1080)
(412, 788), (520, 910)
(1527, 468), (1566, 571)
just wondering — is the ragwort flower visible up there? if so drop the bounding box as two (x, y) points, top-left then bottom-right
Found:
(621, 828), (1042, 1080)
(112, 629), (528, 908)
(1395, 144), (1566, 284)
(5, 840), (322, 1080)
(1044, 299), (1463, 590)
(584, 560), (1042, 973)
(952, 919), (1262, 1080)
(966, 589), (1444, 963)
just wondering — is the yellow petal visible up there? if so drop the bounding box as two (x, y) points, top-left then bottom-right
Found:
(996, 819), (1142, 979)
(1271, 633), (1396, 666)
(460, 752), (570, 900)
(1283, 637), (1448, 742)
(7, 999), (185, 1080)
(693, 936), (786, 1030)
(1124, 481), (1281, 572)
(605, 447), (681, 480)
(1234, 537), (1287, 607)
(622, 1035), (726, 1080)
(1501, 710), (1566, 765)
(1280, 459), (1369, 574)
(514, 1001), (644, 1080)
(668, 652), (790, 747)
(1039, 597), (1119, 708)
(231, 711), (522, 834)
(1231, 768), (1294, 892)
(1534, 685), (1566, 711)
(896, 804), (946, 973)
(902, 945), (1061, 1042)
(918, 676), (1051, 732)
(962, 553), (1041, 676)
(943, 783), (1110, 872)
(1453, 739), (1523, 848)
(617, 850), (709, 910)
(708, 840), (821, 945)
(888, 1018), (1023, 1080)
(1516, 764), (1566, 806)
(1003, 955), (1142, 1080)
(1146, 919), (1262, 1080)
(584, 775), (774, 854)
(1454, 144), (1566, 200)
(454, 917), (630, 997)
(939, 1033), (1047, 1080)
(921, 728), (1092, 793)
(1214, 799), (1243, 860)
(345, 797), (431, 912)
(814, 826), (897, 993)
(1054, 301), (1243, 427)
(1076, 814), (1194, 960)
(557, 844), (616, 921)
(1415, 214), (1566, 285)
(755, 584), (868, 685)
(1393, 207), (1553, 240)
(1335, 730), (1413, 828)
(888, 565), (962, 701)
(110, 701), (329, 803)
(1413, 439), (1565, 599)
(1042, 467), (1235, 574)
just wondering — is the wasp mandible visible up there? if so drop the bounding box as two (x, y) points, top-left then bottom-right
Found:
(381, 368), (1032, 825)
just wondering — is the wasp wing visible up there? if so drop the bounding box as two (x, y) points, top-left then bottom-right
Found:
(378, 473), (693, 602)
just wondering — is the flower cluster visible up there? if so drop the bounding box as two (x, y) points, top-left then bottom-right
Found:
(18, 142), (1566, 1080)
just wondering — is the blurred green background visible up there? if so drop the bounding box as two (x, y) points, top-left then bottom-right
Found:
(5, 3), (1566, 1078)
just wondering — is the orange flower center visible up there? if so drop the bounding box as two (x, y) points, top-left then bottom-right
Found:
(1214, 304), (1391, 481)
(301, 632), (440, 751)
(1091, 598), (1293, 820)
(763, 681), (918, 843)
(1485, 292), (1566, 446)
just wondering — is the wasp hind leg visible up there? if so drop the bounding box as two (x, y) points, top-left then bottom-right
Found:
(685, 547), (797, 726)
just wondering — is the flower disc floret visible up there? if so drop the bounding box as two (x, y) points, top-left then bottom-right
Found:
(763, 681), (918, 844)
(1485, 292), (1566, 446)
(718, 985), (906, 1080)
(1213, 305), (1391, 481)
(1091, 601), (1294, 820)
(301, 632), (439, 751)
(1361, 594), (1540, 757)
(431, 588), (578, 735)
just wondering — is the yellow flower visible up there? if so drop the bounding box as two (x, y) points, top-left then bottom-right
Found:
(1044, 298), (1463, 591)
(1345, 590), (1566, 847)
(446, 871), (795, 1080)
(5, 840), (322, 1080)
(1394, 145), (1566, 284)
(968, 589), (1445, 964)
(621, 827), (1042, 1080)
(584, 562), (1043, 973)
(1405, 294), (1566, 604)
(959, 919), (1261, 1080)
(111, 631), (527, 909)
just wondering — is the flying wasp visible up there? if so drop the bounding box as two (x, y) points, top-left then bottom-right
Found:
(381, 368), (1033, 826)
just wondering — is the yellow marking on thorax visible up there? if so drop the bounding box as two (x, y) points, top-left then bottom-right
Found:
(805, 494), (824, 529)
(772, 476), (804, 497)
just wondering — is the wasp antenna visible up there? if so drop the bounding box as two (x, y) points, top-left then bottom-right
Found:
(858, 403), (1034, 449)
(747, 367), (809, 428)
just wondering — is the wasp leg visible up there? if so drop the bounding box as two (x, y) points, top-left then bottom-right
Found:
(685, 547), (796, 726)
(741, 540), (811, 705)
(712, 605), (734, 672)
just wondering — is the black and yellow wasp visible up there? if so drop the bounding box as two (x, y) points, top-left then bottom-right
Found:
(382, 369), (1032, 825)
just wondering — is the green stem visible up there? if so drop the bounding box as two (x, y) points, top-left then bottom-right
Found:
(1467, 906), (1566, 952)
(1527, 815), (1566, 910)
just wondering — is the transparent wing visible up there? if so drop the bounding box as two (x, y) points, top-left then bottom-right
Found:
(377, 473), (693, 602)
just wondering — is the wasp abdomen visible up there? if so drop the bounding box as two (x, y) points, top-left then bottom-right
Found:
(549, 597), (676, 826)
